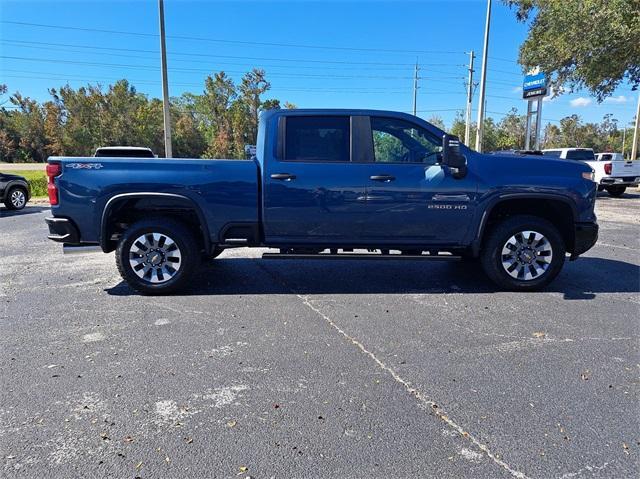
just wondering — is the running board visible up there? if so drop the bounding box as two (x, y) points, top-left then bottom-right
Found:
(261, 253), (461, 261)
(63, 245), (103, 255)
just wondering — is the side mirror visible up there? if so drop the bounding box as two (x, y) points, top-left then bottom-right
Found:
(441, 134), (467, 179)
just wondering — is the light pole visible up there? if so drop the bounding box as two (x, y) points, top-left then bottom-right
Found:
(475, 0), (491, 152)
(158, 0), (172, 158)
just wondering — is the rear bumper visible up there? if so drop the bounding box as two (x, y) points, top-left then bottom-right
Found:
(571, 221), (598, 259)
(45, 217), (80, 244)
(600, 176), (640, 186)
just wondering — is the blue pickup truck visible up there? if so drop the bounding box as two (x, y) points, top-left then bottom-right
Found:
(45, 109), (598, 294)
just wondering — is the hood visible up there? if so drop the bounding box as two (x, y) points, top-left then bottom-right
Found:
(1, 173), (28, 181)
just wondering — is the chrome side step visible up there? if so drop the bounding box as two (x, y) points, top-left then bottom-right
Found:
(261, 253), (461, 261)
(62, 245), (103, 255)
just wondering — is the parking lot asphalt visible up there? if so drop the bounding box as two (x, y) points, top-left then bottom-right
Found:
(1, 192), (639, 479)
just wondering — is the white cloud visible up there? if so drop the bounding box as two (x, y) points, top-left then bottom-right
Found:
(512, 86), (523, 93)
(570, 97), (592, 107)
(604, 95), (627, 104)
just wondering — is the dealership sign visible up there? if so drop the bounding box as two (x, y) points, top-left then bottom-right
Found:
(522, 72), (548, 100)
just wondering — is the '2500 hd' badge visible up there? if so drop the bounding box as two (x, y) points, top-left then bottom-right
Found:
(66, 163), (104, 169)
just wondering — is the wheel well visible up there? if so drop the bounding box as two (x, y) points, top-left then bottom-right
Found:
(481, 198), (575, 252)
(102, 196), (209, 253)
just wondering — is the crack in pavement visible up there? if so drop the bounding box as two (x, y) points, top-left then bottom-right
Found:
(298, 294), (530, 479)
(255, 261), (529, 478)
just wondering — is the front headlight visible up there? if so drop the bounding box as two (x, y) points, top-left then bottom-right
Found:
(582, 170), (595, 181)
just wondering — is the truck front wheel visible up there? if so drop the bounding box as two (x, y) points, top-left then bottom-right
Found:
(116, 218), (200, 295)
(480, 215), (566, 291)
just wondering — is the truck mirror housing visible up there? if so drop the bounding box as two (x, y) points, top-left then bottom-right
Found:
(441, 134), (467, 179)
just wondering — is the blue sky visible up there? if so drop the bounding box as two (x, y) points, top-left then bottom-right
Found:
(0, 0), (637, 129)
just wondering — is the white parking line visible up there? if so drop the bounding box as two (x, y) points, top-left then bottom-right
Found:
(595, 242), (637, 251)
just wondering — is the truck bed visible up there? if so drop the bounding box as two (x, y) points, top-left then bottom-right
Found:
(48, 156), (260, 245)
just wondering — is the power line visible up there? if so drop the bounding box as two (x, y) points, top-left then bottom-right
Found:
(1, 20), (466, 55)
(1, 56), (470, 85)
(2, 40), (467, 75)
(1, 39), (464, 68)
(488, 56), (519, 64)
(1, 71), (416, 93)
(0, 55), (417, 80)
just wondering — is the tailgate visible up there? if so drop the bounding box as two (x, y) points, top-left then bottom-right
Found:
(612, 160), (640, 177)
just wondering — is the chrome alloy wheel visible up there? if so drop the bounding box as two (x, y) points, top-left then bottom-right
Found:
(501, 230), (553, 281)
(10, 189), (26, 208)
(129, 233), (182, 284)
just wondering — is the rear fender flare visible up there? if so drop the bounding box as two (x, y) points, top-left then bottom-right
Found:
(99, 192), (211, 253)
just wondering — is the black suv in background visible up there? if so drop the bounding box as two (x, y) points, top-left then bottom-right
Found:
(0, 172), (31, 210)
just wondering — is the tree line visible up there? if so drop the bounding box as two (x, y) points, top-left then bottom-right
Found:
(0, 69), (294, 162)
(0, 70), (635, 163)
(443, 109), (636, 155)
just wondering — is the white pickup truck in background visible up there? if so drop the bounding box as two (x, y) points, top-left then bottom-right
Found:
(542, 148), (640, 197)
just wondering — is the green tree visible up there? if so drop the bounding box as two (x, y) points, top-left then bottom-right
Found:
(427, 115), (446, 131)
(496, 108), (526, 150)
(8, 93), (48, 162)
(504, 0), (640, 100)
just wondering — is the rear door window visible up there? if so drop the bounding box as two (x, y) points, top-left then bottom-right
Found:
(284, 116), (350, 162)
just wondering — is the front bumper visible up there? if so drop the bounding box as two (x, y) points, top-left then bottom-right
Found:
(571, 221), (598, 259)
(45, 217), (80, 244)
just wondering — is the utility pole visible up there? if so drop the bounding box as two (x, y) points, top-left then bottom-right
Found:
(621, 127), (626, 158)
(464, 50), (475, 146)
(475, 0), (491, 152)
(632, 94), (640, 160)
(412, 60), (419, 116)
(158, 0), (172, 158)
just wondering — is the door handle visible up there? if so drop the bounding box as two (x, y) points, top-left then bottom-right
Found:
(370, 175), (396, 182)
(271, 173), (297, 181)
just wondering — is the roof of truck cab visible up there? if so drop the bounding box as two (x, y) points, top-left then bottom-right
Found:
(260, 108), (446, 136)
(541, 147), (594, 152)
(263, 108), (420, 118)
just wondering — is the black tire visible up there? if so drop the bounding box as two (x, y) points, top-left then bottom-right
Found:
(4, 186), (28, 210)
(116, 218), (200, 295)
(606, 186), (626, 197)
(480, 215), (566, 291)
(597, 185), (605, 192)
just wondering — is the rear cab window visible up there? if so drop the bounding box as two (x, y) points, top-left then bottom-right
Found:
(541, 150), (562, 158)
(284, 116), (350, 162)
(566, 150), (595, 161)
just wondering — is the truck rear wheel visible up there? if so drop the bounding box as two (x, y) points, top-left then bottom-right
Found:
(116, 218), (200, 295)
(605, 186), (626, 197)
(480, 215), (565, 291)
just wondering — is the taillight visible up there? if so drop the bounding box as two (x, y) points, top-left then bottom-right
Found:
(604, 162), (612, 175)
(46, 162), (62, 205)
